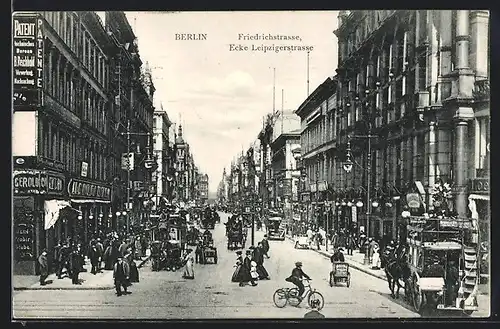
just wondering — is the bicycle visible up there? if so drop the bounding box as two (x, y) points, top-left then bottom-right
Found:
(273, 279), (325, 310)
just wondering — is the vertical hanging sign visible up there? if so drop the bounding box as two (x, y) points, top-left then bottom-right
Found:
(13, 13), (44, 109)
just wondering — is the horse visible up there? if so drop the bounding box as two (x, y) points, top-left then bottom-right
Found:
(384, 245), (411, 299)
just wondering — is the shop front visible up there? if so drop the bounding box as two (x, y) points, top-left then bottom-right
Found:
(13, 169), (66, 275)
(467, 178), (490, 282)
(67, 177), (112, 247)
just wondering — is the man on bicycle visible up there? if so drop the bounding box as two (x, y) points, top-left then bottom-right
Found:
(285, 261), (311, 299)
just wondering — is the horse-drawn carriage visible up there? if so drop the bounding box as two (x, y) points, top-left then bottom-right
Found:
(200, 243), (218, 264)
(150, 213), (188, 272)
(151, 239), (185, 271)
(267, 217), (286, 241)
(227, 225), (245, 250)
(186, 226), (201, 246)
(197, 231), (218, 264)
(401, 216), (479, 315)
(201, 207), (216, 229)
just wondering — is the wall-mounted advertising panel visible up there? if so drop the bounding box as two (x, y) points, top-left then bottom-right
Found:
(13, 13), (44, 110)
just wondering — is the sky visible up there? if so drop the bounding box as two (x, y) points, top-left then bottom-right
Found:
(124, 11), (339, 194)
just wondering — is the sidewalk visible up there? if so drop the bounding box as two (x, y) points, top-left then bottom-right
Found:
(13, 249), (151, 291)
(286, 235), (387, 281)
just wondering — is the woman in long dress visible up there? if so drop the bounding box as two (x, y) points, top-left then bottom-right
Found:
(126, 251), (140, 283)
(231, 251), (244, 282)
(182, 256), (195, 279)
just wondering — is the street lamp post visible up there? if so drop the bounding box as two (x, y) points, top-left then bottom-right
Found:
(119, 120), (154, 236)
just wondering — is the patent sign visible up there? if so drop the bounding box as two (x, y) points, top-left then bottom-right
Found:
(13, 14), (44, 110)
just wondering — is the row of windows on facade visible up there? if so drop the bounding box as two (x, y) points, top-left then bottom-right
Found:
(39, 117), (131, 182)
(42, 14), (154, 136)
(300, 117), (489, 189)
(302, 138), (425, 189)
(303, 41), (463, 156)
(341, 11), (459, 77)
(43, 44), (154, 142)
(44, 40), (108, 136)
(42, 12), (109, 90)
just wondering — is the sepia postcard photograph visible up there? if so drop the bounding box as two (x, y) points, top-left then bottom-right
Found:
(12, 9), (491, 320)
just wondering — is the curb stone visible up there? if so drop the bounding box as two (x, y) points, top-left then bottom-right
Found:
(285, 236), (388, 282)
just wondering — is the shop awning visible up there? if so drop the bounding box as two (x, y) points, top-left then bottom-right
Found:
(468, 194), (489, 201)
(71, 199), (111, 204)
(44, 200), (80, 230)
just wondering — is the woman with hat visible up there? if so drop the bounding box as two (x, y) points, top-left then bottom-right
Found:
(240, 249), (257, 287)
(231, 250), (244, 283)
(182, 253), (195, 280)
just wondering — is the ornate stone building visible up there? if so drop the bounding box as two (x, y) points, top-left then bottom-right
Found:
(333, 10), (489, 241)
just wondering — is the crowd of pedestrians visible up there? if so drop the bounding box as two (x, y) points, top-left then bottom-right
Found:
(231, 234), (271, 287)
(37, 231), (149, 293)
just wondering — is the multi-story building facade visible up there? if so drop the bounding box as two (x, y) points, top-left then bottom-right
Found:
(216, 168), (229, 207)
(104, 11), (155, 232)
(173, 124), (202, 206)
(13, 12), (116, 274)
(12, 11), (156, 275)
(258, 113), (278, 212)
(294, 77), (338, 230)
(333, 10), (490, 242)
(198, 173), (209, 205)
(152, 104), (172, 209)
(270, 131), (301, 223)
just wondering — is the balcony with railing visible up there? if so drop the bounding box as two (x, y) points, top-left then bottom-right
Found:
(473, 79), (490, 103)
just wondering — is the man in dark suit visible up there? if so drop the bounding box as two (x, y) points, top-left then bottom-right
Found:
(261, 235), (270, 259)
(37, 249), (49, 286)
(113, 256), (130, 296)
(285, 262), (311, 298)
(57, 242), (71, 279)
(253, 242), (270, 280)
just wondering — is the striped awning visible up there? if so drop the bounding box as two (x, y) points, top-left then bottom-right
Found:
(468, 194), (489, 201)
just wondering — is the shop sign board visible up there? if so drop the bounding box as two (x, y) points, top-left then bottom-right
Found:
(351, 205), (357, 223)
(67, 178), (111, 201)
(13, 169), (65, 196)
(301, 192), (311, 202)
(469, 178), (489, 194)
(13, 13), (44, 109)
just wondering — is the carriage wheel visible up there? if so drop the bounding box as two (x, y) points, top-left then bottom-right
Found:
(346, 273), (351, 288)
(412, 275), (424, 313)
(308, 291), (325, 311)
(404, 278), (412, 302)
(273, 288), (288, 308)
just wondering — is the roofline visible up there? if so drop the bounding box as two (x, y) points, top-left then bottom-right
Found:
(294, 77), (336, 117)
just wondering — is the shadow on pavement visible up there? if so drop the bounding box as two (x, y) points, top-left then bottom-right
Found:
(370, 289), (419, 315)
(370, 289), (474, 318)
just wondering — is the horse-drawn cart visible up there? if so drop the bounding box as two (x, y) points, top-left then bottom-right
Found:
(329, 262), (351, 287)
(200, 244), (218, 264)
(404, 216), (479, 315)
